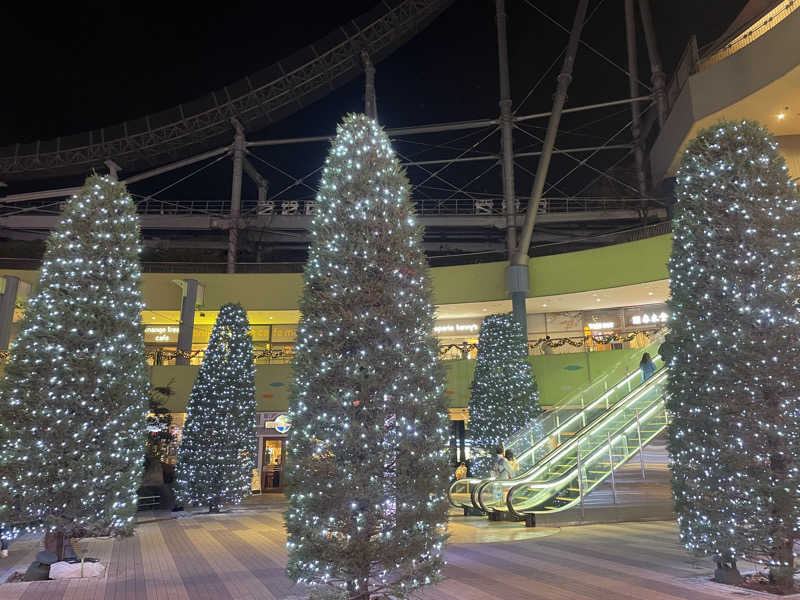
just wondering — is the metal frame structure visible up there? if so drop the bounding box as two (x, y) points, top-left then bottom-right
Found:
(0, 0), (674, 278)
(0, 0), (453, 181)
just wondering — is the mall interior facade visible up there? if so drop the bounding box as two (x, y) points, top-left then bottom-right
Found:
(0, 233), (673, 491)
(0, 0), (798, 492)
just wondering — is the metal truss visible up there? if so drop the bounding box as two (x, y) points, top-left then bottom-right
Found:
(0, 0), (453, 181)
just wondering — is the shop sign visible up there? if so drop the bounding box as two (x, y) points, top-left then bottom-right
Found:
(433, 323), (479, 334)
(144, 325), (179, 343)
(261, 412), (291, 434)
(587, 321), (614, 330)
(271, 325), (297, 343)
(631, 312), (669, 326)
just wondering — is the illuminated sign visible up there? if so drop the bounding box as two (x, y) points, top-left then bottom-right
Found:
(433, 323), (479, 334)
(144, 325), (180, 343)
(265, 414), (291, 433)
(631, 312), (669, 325)
(587, 322), (614, 330)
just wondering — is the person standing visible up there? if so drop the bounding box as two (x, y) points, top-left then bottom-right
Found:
(542, 336), (553, 355)
(490, 446), (511, 479)
(640, 352), (657, 383)
(504, 449), (520, 478)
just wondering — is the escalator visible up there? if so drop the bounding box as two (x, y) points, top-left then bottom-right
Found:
(475, 368), (669, 520)
(447, 340), (664, 511)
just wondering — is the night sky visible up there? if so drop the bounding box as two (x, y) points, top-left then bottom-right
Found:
(0, 0), (749, 259)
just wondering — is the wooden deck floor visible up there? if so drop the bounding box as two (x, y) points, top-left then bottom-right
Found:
(0, 508), (762, 599)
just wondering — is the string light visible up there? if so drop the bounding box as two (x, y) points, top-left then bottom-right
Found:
(667, 120), (800, 590)
(285, 113), (449, 598)
(468, 313), (541, 474)
(0, 174), (149, 539)
(174, 303), (256, 512)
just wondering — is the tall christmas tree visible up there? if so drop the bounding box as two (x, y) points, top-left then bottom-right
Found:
(175, 303), (255, 512)
(468, 313), (540, 474)
(0, 174), (149, 539)
(667, 120), (800, 590)
(286, 114), (449, 600)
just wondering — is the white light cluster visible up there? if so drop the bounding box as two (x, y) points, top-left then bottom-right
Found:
(284, 113), (450, 598)
(174, 303), (256, 512)
(0, 174), (149, 539)
(667, 120), (800, 589)
(468, 313), (541, 475)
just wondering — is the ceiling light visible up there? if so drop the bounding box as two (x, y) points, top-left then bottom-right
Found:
(648, 292), (654, 296)
(542, 303), (547, 307)
(778, 113), (786, 120)
(596, 298), (601, 302)
(151, 316), (156, 320)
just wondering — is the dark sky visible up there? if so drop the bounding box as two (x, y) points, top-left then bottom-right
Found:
(1, 0), (748, 202)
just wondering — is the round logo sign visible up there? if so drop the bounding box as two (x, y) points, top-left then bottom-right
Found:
(274, 414), (291, 434)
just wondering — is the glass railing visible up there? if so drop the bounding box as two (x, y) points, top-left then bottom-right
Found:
(447, 334), (665, 509)
(477, 369), (668, 515)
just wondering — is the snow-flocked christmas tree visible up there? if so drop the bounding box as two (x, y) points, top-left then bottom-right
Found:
(468, 313), (540, 474)
(667, 120), (800, 590)
(285, 114), (449, 600)
(0, 174), (149, 539)
(175, 303), (256, 512)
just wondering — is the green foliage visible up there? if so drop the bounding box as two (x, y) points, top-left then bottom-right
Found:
(667, 120), (800, 588)
(145, 382), (176, 465)
(286, 114), (449, 599)
(468, 313), (540, 473)
(0, 174), (149, 538)
(175, 303), (256, 512)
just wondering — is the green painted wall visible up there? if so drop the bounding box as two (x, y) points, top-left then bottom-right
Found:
(0, 234), (673, 311)
(151, 338), (660, 414)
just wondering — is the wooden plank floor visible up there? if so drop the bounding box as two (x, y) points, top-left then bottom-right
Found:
(0, 509), (755, 599)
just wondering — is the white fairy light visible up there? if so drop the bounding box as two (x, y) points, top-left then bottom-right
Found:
(285, 114), (449, 597)
(668, 120), (800, 589)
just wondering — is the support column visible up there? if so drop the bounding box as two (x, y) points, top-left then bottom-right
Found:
(362, 51), (378, 121)
(511, 0), (589, 337)
(624, 0), (648, 202)
(638, 0), (667, 126)
(0, 276), (20, 351)
(174, 279), (199, 366)
(458, 420), (466, 464)
(495, 0), (517, 255)
(507, 264), (529, 339)
(228, 119), (245, 274)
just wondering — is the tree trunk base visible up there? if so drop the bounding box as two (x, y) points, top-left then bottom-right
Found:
(714, 561), (742, 585)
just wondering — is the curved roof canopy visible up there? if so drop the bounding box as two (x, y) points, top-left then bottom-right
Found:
(0, 0), (453, 182)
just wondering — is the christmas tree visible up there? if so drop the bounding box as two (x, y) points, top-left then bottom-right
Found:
(285, 114), (449, 600)
(468, 313), (540, 474)
(667, 120), (800, 590)
(0, 174), (149, 540)
(175, 303), (256, 512)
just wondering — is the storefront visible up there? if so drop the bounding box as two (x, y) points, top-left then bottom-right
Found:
(145, 322), (297, 366)
(254, 411), (291, 493)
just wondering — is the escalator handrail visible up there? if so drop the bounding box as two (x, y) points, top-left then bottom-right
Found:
(505, 356), (664, 470)
(478, 368), (669, 511)
(504, 333), (665, 451)
(505, 388), (670, 517)
(448, 364), (666, 510)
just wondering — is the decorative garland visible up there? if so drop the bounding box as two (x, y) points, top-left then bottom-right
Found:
(0, 327), (664, 363)
(438, 327), (664, 358)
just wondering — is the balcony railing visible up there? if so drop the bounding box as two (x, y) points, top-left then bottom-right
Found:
(699, 0), (798, 71)
(144, 327), (665, 366)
